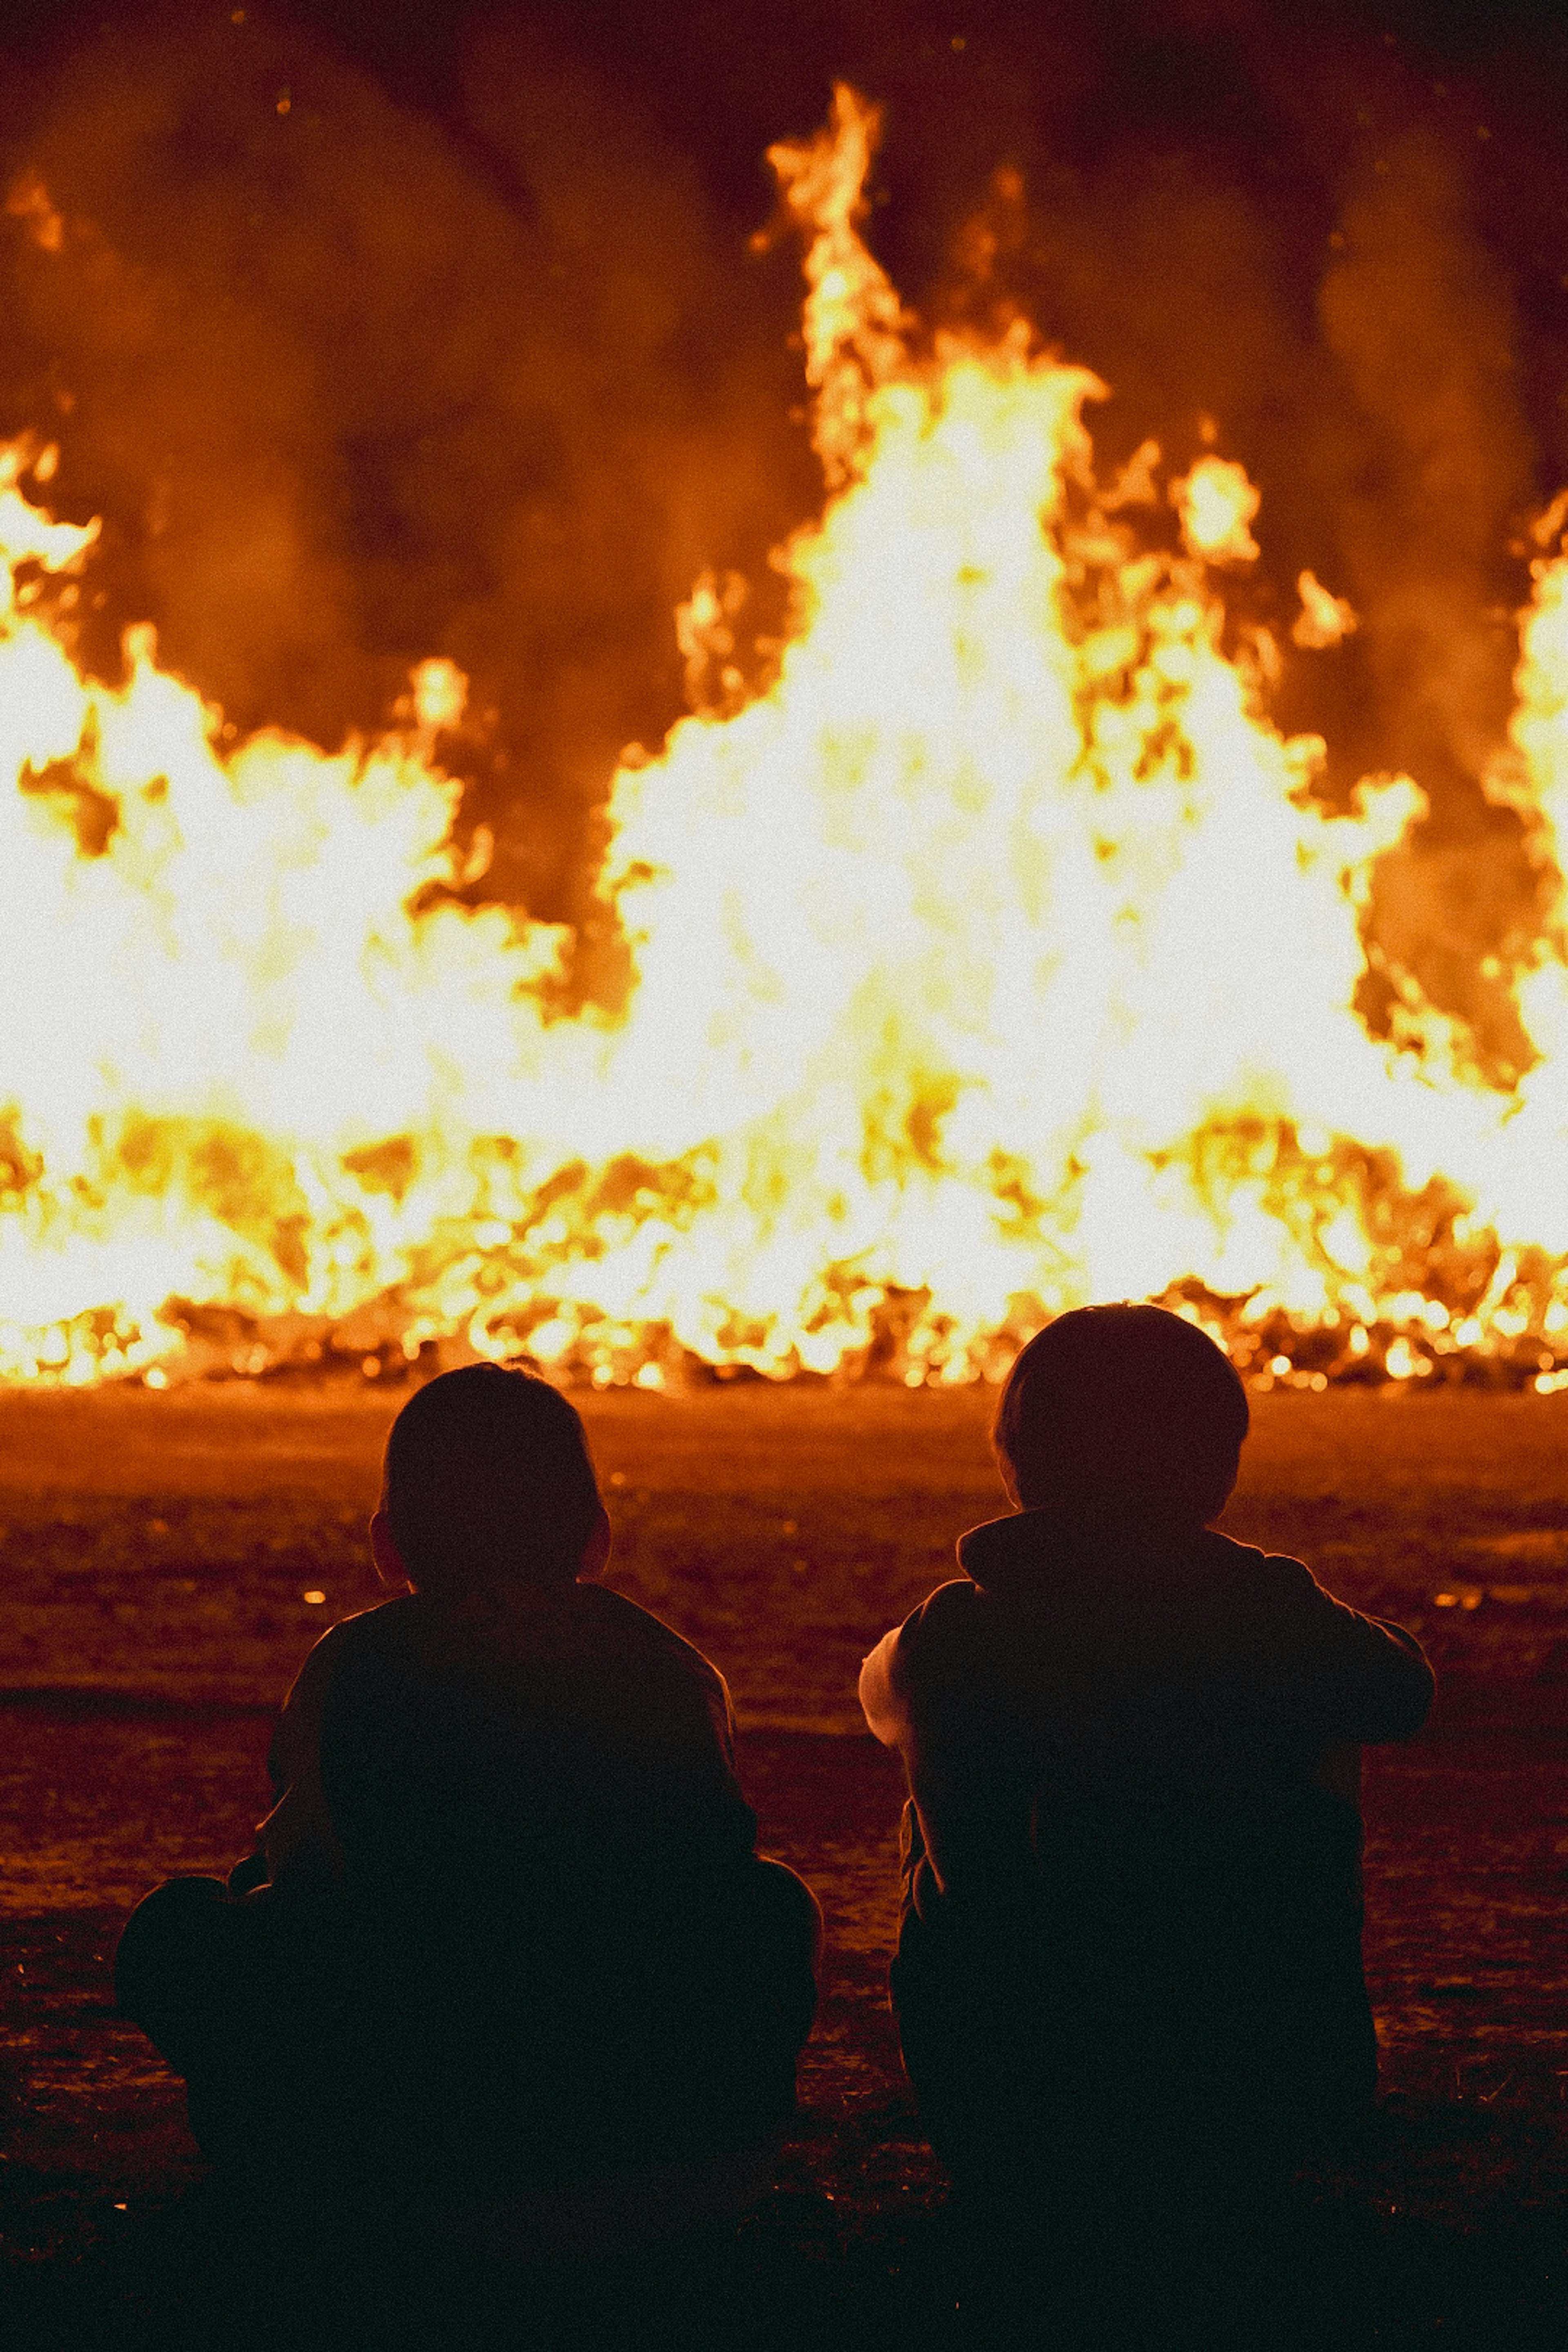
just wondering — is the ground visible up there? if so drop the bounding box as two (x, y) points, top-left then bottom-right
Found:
(1, 1379), (1567, 2344)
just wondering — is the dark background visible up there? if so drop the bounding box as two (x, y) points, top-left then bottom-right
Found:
(0, 0), (1562, 1044)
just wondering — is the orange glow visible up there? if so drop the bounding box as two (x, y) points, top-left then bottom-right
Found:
(4, 88), (1568, 1392)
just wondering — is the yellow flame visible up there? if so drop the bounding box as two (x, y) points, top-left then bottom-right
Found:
(1292, 570), (1358, 651)
(765, 87), (911, 487)
(4, 89), (1568, 1391)
(1174, 456), (1261, 566)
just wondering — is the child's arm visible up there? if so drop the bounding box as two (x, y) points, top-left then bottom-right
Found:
(1312, 1738), (1363, 1809)
(1267, 1559), (1434, 1745)
(252, 1626), (346, 1892)
(858, 1626), (903, 1747)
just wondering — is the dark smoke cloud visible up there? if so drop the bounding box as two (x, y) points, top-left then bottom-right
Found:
(1310, 124), (1546, 1076)
(0, 5), (814, 921)
(0, 0), (1564, 1061)
(1316, 128), (1531, 791)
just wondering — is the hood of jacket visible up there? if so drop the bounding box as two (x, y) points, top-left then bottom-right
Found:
(956, 1508), (1212, 1603)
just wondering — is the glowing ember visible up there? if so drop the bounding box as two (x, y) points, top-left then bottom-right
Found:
(4, 87), (1568, 1393)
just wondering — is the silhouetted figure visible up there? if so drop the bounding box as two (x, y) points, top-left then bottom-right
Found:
(860, 1304), (1433, 2335)
(117, 1364), (819, 2238)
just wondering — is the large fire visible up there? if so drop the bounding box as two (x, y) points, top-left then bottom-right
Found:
(4, 89), (1568, 1394)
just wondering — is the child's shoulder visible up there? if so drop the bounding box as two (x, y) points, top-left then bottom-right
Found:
(1199, 1529), (1332, 1604)
(922, 1519), (1323, 1643)
(305, 1585), (732, 1736)
(345, 1579), (727, 1689)
(572, 1580), (729, 1679)
(310, 1590), (417, 1658)
(889, 1576), (994, 1673)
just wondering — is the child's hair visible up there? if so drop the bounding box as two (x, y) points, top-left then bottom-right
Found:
(995, 1303), (1249, 1524)
(382, 1362), (604, 1591)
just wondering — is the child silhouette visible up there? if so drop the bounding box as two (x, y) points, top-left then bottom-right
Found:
(118, 1363), (818, 2236)
(861, 1303), (1432, 2264)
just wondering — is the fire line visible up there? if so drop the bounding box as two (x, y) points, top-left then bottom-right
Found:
(4, 88), (1568, 1396)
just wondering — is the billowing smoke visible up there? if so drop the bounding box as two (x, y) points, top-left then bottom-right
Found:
(1312, 126), (1547, 1078)
(0, 7), (815, 927)
(1317, 129), (1530, 801)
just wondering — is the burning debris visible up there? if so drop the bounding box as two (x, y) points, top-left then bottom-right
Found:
(3, 90), (1568, 1394)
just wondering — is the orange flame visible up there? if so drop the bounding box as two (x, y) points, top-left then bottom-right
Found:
(4, 87), (1568, 1393)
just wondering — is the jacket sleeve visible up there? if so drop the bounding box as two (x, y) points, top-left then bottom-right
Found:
(858, 1624), (906, 1748)
(255, 1624), (347, 1889)
(1265, 1557), (1434, 1744)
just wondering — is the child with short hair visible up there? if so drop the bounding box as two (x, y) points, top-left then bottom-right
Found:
(860, 1303), (1432, 2236)
(118, 1364), (819, 2223)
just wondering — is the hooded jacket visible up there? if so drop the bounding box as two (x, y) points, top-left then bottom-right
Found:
(862, 1508), (1433, 2102)
(861, 1510), (1434, 2144)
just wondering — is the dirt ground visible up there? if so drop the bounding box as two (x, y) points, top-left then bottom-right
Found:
(2, 1380), (1567, 2345)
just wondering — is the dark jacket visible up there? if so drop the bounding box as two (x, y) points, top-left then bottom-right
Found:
(860, 1511), (1434, 2149)
(261, 1579), (756, 1907)
(247, 1580), (777, 2181)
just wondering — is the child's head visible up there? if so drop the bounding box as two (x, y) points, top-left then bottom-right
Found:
(995, 1303), (1248, 1528)
(373, 1362), (607, 1595)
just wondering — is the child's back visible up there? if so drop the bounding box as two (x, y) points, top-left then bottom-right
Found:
(860, 1306), (1433, 2205)
(278, 1581), (784, 2180)
(119, 1365), (818, 2205)
(305, 1573), (754, 1903)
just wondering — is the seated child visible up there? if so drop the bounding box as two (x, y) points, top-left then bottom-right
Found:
(117, 1363), (820, 2212)
(860, 1303), (1434, 2213)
